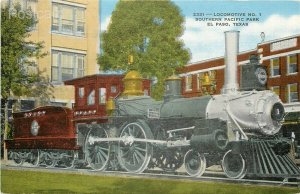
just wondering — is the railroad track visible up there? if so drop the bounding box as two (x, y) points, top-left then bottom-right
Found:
(2, 163), (300, 188)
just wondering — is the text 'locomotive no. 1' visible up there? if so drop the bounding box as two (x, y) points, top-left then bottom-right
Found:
(6, 31), (300, 179)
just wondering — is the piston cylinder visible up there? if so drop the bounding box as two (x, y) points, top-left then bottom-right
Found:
(190, 130), (228, 151)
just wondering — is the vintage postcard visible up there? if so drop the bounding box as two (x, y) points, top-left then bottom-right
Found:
(1, 0), (300, 193)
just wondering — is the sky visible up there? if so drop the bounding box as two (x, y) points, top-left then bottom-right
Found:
(99, 0), (300, 63)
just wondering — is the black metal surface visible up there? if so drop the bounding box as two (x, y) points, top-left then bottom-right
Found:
(247, 140), (300, 178)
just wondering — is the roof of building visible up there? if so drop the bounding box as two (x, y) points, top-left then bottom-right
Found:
(186, 33), (300, 67)
(257, 33), (300, 46)
(64, 73), (124, 85)
(186, 49), (256, 67)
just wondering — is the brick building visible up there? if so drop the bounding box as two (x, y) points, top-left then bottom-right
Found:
(180, 34), (300, 108)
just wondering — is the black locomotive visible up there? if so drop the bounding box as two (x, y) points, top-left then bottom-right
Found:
(6, 31), (300, 180)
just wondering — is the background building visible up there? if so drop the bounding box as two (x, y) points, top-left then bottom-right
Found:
(180, 34), (300, 109)
(2, 0), (99, 109)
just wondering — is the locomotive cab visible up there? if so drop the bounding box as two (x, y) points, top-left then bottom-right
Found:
(64, 74), (151, 121)
(65, 74), (124, 120)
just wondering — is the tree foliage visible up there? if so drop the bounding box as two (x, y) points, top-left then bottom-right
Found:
(1, 4), (52, 152)
(1, 4), (50, 101)
(98, 0), (190, 99)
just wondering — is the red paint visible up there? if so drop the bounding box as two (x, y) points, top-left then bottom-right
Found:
(8, 74), (151, 150)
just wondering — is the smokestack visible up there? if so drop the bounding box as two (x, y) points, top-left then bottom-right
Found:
(222, 31), (240, 94)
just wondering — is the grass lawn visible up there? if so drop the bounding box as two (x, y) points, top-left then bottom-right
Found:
(1, 169), (300, 194)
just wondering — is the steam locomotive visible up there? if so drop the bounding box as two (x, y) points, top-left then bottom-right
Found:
(6, 31), (300, 179)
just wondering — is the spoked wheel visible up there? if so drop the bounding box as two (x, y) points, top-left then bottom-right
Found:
(184, 150), (206, 177)
(118, 121), (153, 173)
(62, 151), (76, 169)
(152, 129), (183, 172)
(29, 149), (40, 167)
(85, 127), (110, 171)
(154, 148), (184, 172)
(12, 151), (24, 166)
(222, 150), (247, 179)
(44, 152), (57, 168)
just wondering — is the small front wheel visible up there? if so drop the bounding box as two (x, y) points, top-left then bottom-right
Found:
(222, 150), (247, 179)
(184, 150), (206, 177)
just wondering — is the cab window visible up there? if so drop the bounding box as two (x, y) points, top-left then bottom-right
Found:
(87, 90), (95, 105)
(111, 85), (117, 93)
(99, 88), (106, 104)
(78, 87), (84, 98)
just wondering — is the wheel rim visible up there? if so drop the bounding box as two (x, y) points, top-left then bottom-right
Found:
(85, 128), (110, 171)
(30, 150), (40, 167)
(222, 150), (247, 179)
(118, 122), (152, 173)
(13, 151), (24, 166)
(184, 150), (206, 177)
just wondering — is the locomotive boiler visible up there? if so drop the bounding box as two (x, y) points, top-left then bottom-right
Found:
(6, 31), (300, 180)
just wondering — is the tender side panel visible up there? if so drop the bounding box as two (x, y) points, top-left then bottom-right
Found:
(13, 106), (74, 139)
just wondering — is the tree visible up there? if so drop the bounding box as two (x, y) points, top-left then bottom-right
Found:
(1, 4), (52, 159)
(98, 0), (190, 99)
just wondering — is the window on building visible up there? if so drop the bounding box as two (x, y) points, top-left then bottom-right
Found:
(52, 3), (85, 36)
(61, 5), (73, 33)
(99, 88), (106, 104)
(8, 0), (37, 12)
(185, 75), (192, 91)
(77, 55), (85, 77)
(87, 90), (95, 105)
(50, 101), (67, 107)
(271, 86), (280, 96)
(52, 51), (59, 82)
(20, 56), (38, 76)
(52, 4), (59, 31)
(51, 50), (85, 83)
(196, 71), (216, 91)
(287, 54), (298, 74)
(61, 52), (74, 81)
(286, 83), (299, 103)
(25, 62), (38, 75)
(76, 8), (85, 34)
(4, 0), (38, 29)
(270, 58), (280, 77)
(25, 0), (37, 19)
(21, 100), (35, 111)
